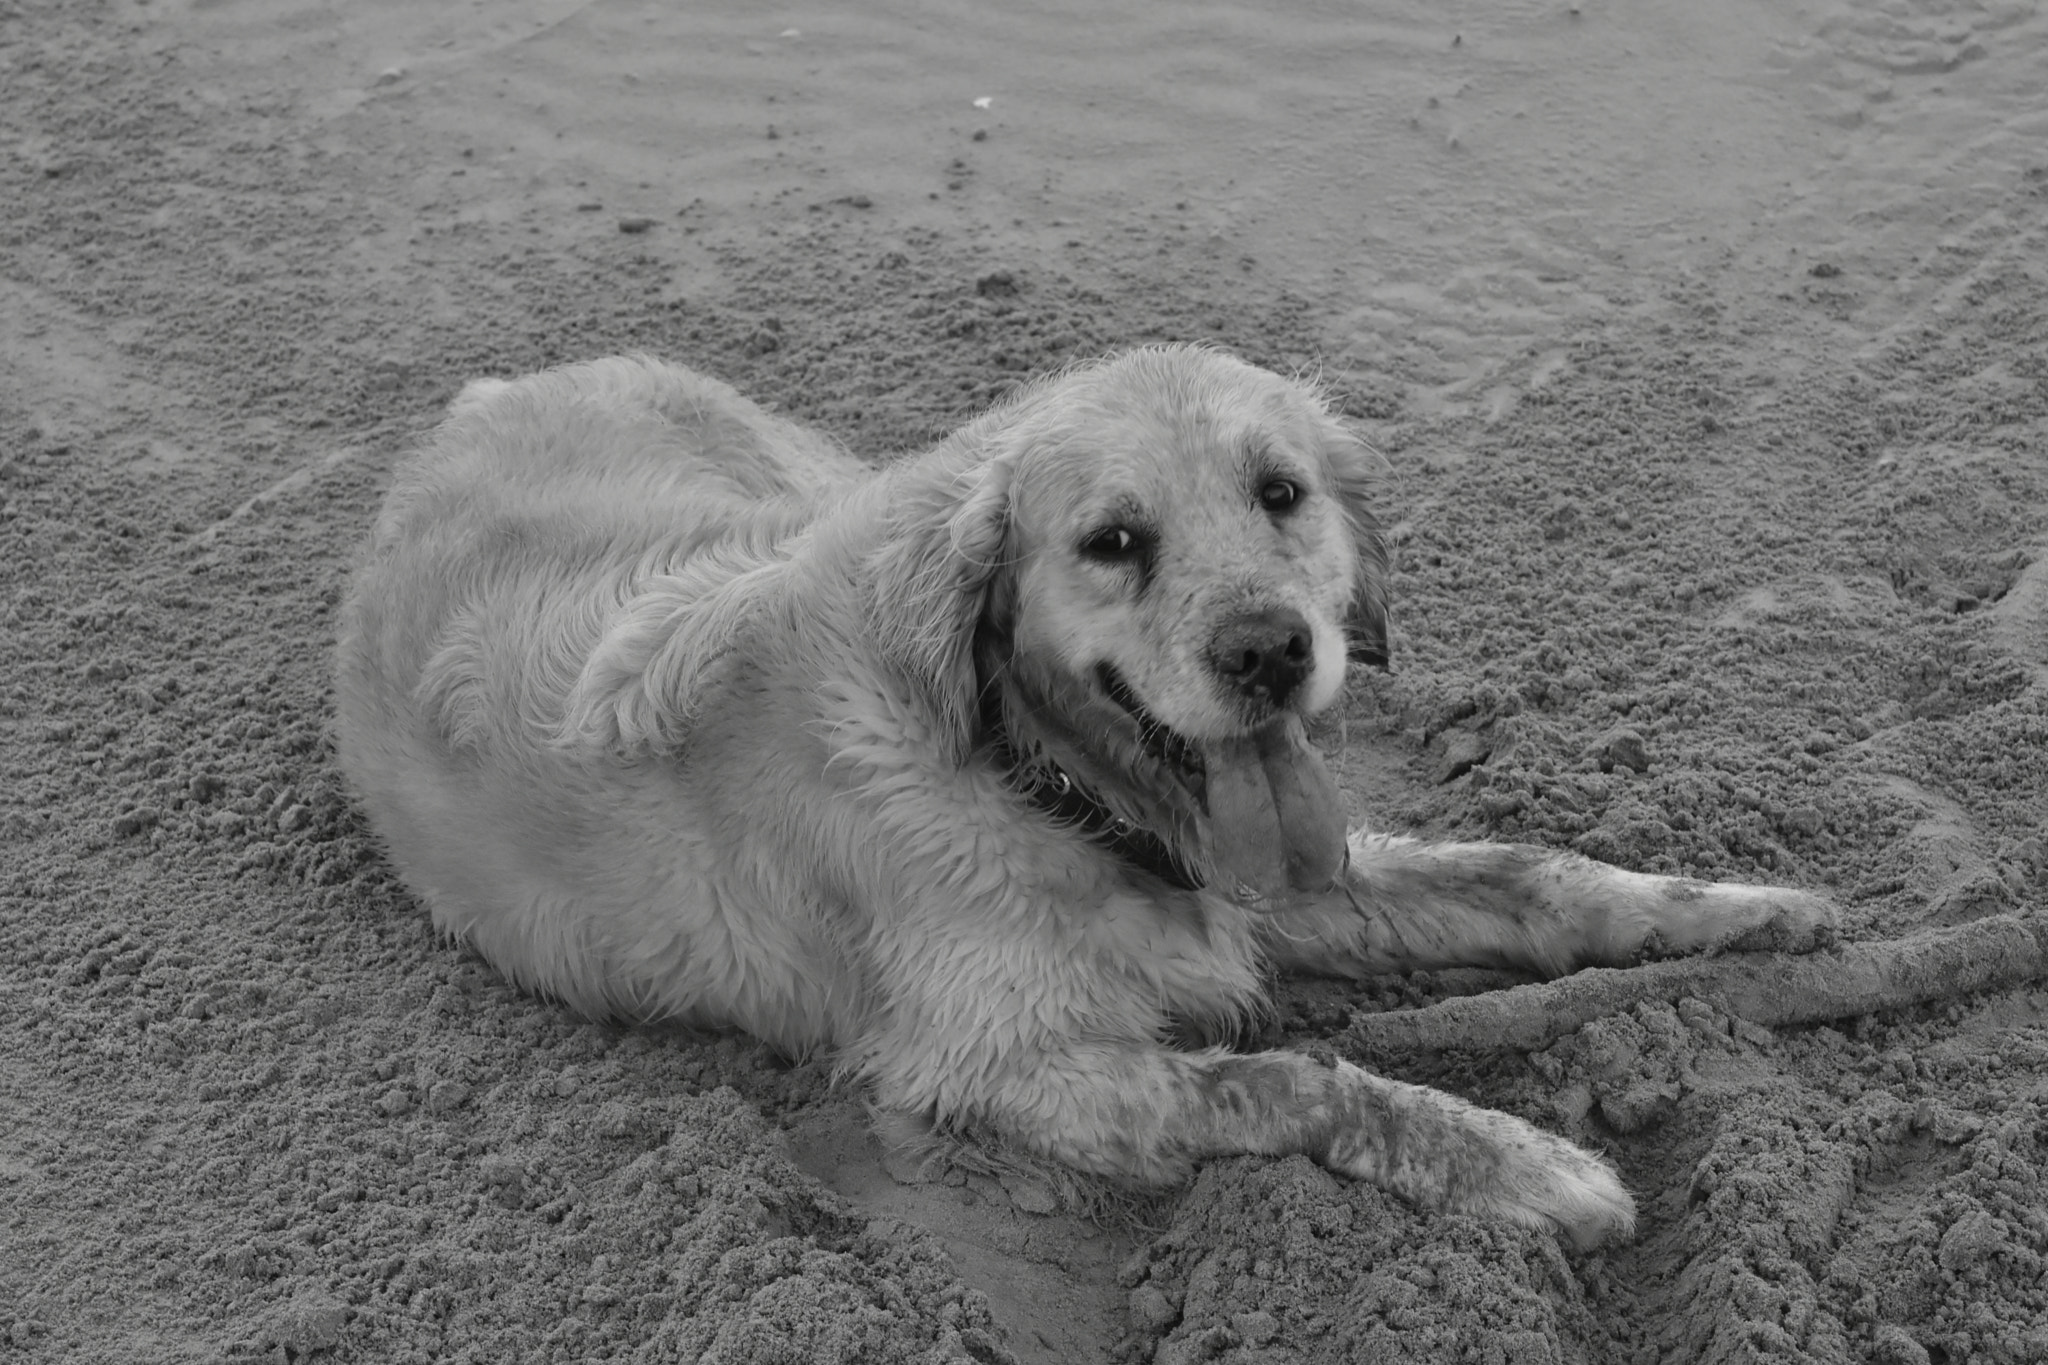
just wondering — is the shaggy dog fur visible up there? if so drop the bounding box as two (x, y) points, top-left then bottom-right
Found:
(334, 346), (1836, 1247)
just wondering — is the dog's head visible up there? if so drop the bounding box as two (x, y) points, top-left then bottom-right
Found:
(869, 345), (1389, 890)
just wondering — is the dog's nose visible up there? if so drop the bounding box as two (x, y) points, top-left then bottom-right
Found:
(1207, 609), (1315, 705)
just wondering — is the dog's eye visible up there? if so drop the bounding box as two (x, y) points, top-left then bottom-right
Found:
(1080, 526), (1143, 561)
(1258, 479), (1301, 513)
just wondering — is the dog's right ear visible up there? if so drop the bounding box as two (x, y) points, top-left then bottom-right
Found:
(863, 447), (1015, 764)
(1319, 416), (1393, 670)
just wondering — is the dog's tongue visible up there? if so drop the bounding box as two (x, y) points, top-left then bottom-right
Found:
(1203, 715), (1348, 902)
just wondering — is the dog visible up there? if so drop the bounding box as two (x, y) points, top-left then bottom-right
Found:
(334, 346), (1836, 1248)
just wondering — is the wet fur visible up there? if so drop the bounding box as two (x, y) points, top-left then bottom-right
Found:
(334, 347), (1837, 1248)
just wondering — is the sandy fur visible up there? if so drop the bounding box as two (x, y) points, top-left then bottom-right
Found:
(334, 347), (1837, 1247)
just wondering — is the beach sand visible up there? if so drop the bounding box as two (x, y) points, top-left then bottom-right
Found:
(4, 1), (2046, 1360)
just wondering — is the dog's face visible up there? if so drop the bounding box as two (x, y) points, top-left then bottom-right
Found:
(902, 346), (1390, 892)
(993, 348), (1387, 741)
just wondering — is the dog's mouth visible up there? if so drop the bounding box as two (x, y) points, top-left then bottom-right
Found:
(1095, 662), (1348, 901)
(990, 644), (1347, 901)
(1097, 667), (1351, 900)
(1096, 664), (1207, 804)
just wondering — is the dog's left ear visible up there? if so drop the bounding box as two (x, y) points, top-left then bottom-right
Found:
(1320, 417), (1392, 670)
(864, 446), (1015, 763)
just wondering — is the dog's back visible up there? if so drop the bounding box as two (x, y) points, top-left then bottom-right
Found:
(334, 356), (869, 1035)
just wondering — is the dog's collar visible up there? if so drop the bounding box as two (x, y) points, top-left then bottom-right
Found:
(995, 745), (1205, 893)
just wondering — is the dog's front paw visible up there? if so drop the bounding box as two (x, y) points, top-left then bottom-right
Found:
(1488, 1127), (1637, 1252)
(1714, 886), (1840, 956)
(1645, 879), (1841, 959)
(1327, 1070), (1636, 1251)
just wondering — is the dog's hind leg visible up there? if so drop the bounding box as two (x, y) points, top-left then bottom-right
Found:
(936, 1042), (1633, 1249)
(1259, 832), (1837, 979)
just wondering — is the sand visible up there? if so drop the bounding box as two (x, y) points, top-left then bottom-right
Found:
(3, 0), (2046, 1361)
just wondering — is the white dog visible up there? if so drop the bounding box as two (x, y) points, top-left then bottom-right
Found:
(334, 347), (1835, 1247)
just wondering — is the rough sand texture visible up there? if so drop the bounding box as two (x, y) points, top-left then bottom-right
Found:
(5, 1), (2048, 1362)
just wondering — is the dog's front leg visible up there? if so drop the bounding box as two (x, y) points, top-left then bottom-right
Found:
(1260, 831), (1837, 979)
(911, 1043), (1633, 1249)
